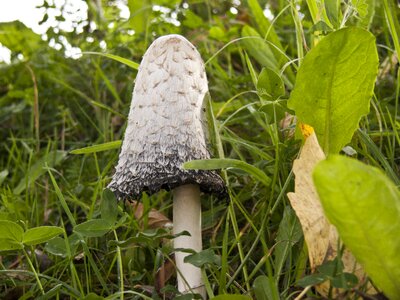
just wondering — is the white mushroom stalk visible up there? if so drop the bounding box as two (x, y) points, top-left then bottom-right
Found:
(108, 35), (226, 299)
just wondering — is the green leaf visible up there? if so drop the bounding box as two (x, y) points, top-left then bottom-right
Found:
(14, 150), (66, 195)
(296, 273), (327, 287)
(101, 189), (118, 224)
(127, 0), (151, 34)
(70, 140), (122, 154)
(313, 155), (400, 299)
(74, 219), (113, 237)
(82, 52), (139, 70)
(211, 295), (251, 300)
(183, 158), (271, 187)
(288, 27), (378, 154)
(246, 0), (283, 50)
(274, 206), (302, 277)
(358, 0), (375, 28)
(22, 226), (64, 246)
(241, 26), (279, 72)
(209, 26), (227, 42)
(45, 234), (80, 258)
(44, 237), (68, 257)
(253, 275), (279, 300)
(353, 0), (369, 17)
(0, 21), (44, 57)
(0, 220), (24, 251)
(316, 258), (343, 277)
(257, 67), (285, 101)
(331, 272), (358, 289)
(182, 10), (204, 29)
(184, 249), (221, 268)
(324, 0), (340, 28)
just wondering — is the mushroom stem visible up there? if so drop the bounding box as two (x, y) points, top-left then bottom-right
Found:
(173, 184), (206, 299)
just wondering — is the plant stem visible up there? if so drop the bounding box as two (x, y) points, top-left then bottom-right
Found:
(113, 230), (124, 300)
(173, 184), (206, 299)
(23, 248), (45, 295)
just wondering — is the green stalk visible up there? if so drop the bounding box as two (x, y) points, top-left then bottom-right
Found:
(228, 202), (250, 291)
(23, 248), (45, 295)
(113, 230), (124, 300)
(290, 0), (305, 64)
(382, 0), (400, 57)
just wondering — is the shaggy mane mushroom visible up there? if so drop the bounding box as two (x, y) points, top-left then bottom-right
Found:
(108, 34), (226, 299)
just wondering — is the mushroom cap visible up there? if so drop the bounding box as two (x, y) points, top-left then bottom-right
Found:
(108, 34), (226, 200)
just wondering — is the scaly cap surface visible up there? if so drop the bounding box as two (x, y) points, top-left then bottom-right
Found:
(108, 34), (226, 200)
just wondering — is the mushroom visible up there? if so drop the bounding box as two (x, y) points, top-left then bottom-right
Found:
(108, 34), (226, 298)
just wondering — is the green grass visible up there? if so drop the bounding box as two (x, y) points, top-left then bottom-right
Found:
(0, 0), (399, 299)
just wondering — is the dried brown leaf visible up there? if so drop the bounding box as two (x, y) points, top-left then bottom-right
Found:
(287, 130), (374, 296)
(128, 201), (172, 229)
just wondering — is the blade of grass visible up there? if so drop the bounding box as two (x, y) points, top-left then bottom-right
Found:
(70, 141), (122, 154)
(82, 52), (139, 70)
(47, 167), (110, 293)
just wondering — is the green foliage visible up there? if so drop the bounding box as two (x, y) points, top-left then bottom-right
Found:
(313, 155), (400, 298)
(288, 27), (379, 154)
(0, 220), (63, 250)
(184, 158), (271, 187)
(252, 275), (279, 300)
(184, 249), (221, 268)
(297, 257), (358, 289)
(0, 220), (24, 251)
(23, 226), (64, 246)
(257, 67), (285, 101)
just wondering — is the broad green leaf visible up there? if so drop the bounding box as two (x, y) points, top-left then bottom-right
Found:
(257, 67), (285, 101)
(183, 158), (271, 187)
(184, 249), (221, 268)
(70, 140), (122, 154)
(313, 155), (400, 299)
(253, 275), (279, 300)
(82, 52), (139, 70)
(74, 219), (113, 237)
(14, 150), (66, 195)
(45, 234), (80, 258)
(211, 295), (251, 300)
(0, 220), (24, 251)
(22, 226), (64, 246)
(44, 237), (68, 257)
(288, 27), (378, 154)
(101, 189), (118, 224)
(0, 220), (23, 242)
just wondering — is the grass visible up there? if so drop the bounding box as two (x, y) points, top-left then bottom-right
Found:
(0, 0), (399, 299)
